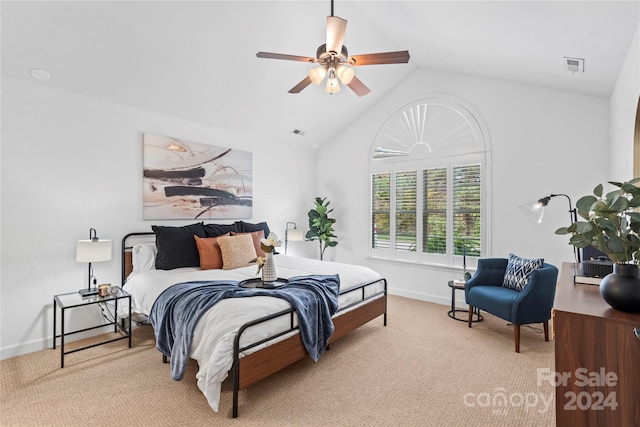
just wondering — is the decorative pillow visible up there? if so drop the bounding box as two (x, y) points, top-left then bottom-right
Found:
(236, 221), (270, 237)
(152, 223), (206, 270)
(194, 233), (230, 270)
(132, 242), (157, 274)
(203, 222), (240, 237)
(502, 253), (544, 291)
(231, 230), (265, 257)
(218, 234), (258, 270)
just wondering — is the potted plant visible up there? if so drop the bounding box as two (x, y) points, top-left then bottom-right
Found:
(306, 197), (338, 260)
(555, 178), (640, 312)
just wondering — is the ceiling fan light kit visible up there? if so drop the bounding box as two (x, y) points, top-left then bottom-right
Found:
(256, 0), (409, 96)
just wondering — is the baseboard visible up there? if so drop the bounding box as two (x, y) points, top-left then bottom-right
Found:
(1, 324), (137, 361)
(388, 287), (447, 305)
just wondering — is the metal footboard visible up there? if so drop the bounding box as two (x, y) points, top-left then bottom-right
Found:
(231, 277), (387, 418)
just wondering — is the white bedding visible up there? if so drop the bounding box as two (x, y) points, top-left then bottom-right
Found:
(124, 254), (384, 412)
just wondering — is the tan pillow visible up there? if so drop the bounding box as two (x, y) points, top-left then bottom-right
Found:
(231, 230), (265, 257)
(194, 233), (230, 270)
(218, 234), (258, 270)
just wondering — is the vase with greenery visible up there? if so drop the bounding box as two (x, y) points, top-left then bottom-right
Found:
(555, 178), (640, 312)
(306, 197), (338, 260)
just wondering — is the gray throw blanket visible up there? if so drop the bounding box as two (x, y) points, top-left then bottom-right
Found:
(149, 274), (340, 380)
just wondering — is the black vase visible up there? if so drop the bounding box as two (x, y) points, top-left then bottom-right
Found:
(599, 264), (640, 313)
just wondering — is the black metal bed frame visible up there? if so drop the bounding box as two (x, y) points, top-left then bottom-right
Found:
(230, 277), (387, 417)
(121, 232), (388, 418)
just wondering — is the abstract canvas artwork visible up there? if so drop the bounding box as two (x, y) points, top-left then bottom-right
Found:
(143, 133), (252, 220)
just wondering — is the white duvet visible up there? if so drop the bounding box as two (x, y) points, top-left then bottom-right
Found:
(124, 254), (384, 412)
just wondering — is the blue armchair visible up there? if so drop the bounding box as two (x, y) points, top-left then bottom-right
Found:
(464, 258), (558, 353)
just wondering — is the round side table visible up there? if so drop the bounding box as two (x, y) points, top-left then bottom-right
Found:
(447, 280), (483, 322)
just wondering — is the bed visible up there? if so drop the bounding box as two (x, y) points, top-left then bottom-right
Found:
(120, 222), (387, 418)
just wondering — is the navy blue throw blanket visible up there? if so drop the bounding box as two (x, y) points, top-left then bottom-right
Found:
(149, 274), (340, 381)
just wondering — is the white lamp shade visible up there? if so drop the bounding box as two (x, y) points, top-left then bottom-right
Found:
(336, 66), (354, 84)
(325, 77), (341, 94)
(287, 229), (305, 242)
(309, 67), (327, 85)
(76, 239), (112, 262)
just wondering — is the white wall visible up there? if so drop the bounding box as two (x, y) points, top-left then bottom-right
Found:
(318, 68), (610, 304)
(0, 78), (317, 359)
(609, 26), (640, 181)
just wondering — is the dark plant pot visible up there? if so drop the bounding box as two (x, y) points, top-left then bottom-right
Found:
(599, 264), (640, 313)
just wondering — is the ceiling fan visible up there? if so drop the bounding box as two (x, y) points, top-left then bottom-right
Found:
(256, 0), (410, 96)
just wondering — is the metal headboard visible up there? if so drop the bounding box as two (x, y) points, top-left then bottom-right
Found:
(121, 232), (155, 286)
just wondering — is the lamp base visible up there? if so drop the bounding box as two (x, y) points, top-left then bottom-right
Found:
(79, 287), (99, 298)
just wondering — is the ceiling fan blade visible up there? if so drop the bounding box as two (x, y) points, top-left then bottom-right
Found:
(347, 75), (371, 97)
(288, 76), (313, 94)
(348, 51), (410, 66)
(256, 52), (316, 63)
(326, 16), (347, 54)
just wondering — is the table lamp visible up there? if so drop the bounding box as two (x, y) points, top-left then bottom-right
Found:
(76, 228), (112, 297)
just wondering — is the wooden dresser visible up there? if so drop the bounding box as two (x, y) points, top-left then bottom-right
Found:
(553, 263), (640, 426)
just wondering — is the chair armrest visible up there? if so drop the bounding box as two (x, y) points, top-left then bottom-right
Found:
(511, 263), (559, 323)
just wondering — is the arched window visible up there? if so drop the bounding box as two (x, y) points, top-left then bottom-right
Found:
(369, 95), (491, 268)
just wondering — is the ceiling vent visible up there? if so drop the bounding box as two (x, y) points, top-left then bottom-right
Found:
(564, 57), (584, 73)
(291, 129), (305, 136)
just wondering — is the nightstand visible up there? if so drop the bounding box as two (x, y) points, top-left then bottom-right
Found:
(52, 288), (132, 368)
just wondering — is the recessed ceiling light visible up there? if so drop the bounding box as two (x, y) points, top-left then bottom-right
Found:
(29, 68), (51, 81)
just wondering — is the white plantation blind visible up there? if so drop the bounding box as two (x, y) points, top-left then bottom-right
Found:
(453, 164), (481, 256)
(371, 173), (390, 249)
(395, 171), (417, 251)
(423, 168), (447, 254)
(370, 158), (484, 263)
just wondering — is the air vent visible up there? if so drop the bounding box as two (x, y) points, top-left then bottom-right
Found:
(290, 129), (305, 136)
(564, 57), (584, 73)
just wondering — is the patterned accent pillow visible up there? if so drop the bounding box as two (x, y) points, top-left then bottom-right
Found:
(502, 253), (544, 291)
(218, 234), (258, 270)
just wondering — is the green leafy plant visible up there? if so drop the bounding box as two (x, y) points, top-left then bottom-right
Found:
(555, 178), (640, 265)
(306, 197), (338, 260)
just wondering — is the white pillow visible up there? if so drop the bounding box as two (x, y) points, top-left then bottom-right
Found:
(132, 242), (157, 274)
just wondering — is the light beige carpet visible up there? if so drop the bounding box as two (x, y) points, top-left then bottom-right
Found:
(1, 295), (555, 426)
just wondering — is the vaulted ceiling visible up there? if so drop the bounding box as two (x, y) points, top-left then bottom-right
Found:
(2, 1), (638, 149)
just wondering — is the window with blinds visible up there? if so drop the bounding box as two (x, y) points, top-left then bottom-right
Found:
(368, 96), (488, 265)
(370, 161), (482, 262)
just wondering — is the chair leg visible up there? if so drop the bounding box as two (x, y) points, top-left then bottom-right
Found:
(543, 321), (549, 342)
(468, 305), (473, 328)
(514, 324), (520, 353)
